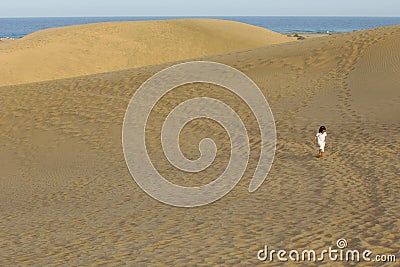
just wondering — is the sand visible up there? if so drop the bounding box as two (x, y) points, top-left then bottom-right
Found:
(0, 19), (291, 87)
(0, 20), (399, 266)
(286, 33), (334, 40)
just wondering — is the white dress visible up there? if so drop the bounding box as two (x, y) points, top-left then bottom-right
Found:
(316, 132), (327, 152)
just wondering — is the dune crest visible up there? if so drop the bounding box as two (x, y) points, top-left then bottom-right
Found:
(0, 19), (291, 86)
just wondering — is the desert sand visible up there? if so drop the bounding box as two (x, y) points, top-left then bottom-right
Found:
(0, 20), (399, 266)
(0, 19), (291, 87)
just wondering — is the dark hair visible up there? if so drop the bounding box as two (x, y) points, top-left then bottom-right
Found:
(319, 126), (326, 133)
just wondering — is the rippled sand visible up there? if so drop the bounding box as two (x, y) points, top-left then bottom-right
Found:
(0, 22), (399, 266)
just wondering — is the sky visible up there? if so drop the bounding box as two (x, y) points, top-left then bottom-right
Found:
(1, 0), (400, 17)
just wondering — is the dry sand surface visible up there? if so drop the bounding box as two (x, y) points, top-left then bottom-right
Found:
(0, 19), (291, 87)
(1, 21), (399, 266)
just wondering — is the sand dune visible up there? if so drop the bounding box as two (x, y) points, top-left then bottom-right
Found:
(0, 23), (399, 265)
(0, 19), (291, 86)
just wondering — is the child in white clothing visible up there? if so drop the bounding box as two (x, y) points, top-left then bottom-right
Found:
(314, 126), (328, 158)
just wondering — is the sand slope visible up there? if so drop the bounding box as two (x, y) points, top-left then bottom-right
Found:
(0, 19), (291, 86)
(0, 24), (399, 265)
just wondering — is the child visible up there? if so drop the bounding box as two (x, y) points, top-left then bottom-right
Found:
(314, 126), (328, 158)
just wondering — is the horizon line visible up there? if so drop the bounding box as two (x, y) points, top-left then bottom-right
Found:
(1, 15), (400, 19)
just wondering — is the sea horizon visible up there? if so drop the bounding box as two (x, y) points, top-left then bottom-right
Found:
(1, 16), (400, 38)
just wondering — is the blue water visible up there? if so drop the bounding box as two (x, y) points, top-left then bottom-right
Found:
(1, 16), (400, 38)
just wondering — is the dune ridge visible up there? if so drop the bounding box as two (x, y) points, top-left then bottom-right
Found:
(0, 24), (399, 265)
(0, 19), (291, 86)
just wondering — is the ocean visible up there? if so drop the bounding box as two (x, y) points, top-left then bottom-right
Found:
(1, 16), (400, 38)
